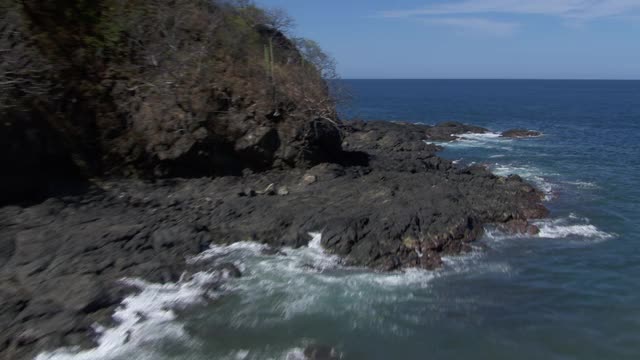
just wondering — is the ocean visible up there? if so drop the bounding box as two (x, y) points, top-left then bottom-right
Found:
(39, 80), (640, 360)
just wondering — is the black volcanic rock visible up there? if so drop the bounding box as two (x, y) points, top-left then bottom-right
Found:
(0, 120), (548, 359)
(501, 129), (542, 138)
(429, 121), (489, 141)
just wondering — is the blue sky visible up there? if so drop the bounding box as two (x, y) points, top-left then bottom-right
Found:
(255, 0), (640, 79)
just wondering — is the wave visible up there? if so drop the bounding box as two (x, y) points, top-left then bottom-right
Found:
(534, 218), (614, 241)
(427, 132), (513, 150)
(36, 233), (439, 359)
(490, 163), (558, 201)
(563, 180), (600, 189)
(219, 233), (436, 322)
(457, 132), (502, 140)
(483, 215), (614, 243)
(36, 272), (225, 360)
(441, 247), (513, 277)
(39, 221), (612, 360)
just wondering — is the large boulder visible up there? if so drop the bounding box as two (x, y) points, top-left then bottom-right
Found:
(501, 129), (542, 138)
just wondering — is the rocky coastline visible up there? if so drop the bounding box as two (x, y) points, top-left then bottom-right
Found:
(1, 2), (548, 358)
(0, 120), (547, 360)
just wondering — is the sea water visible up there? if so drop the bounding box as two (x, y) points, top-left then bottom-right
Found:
(39, 80), (640, 360)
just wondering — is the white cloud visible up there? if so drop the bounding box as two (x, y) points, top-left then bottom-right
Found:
(380, 0), (640, 20)
(426, 17), (519, 36)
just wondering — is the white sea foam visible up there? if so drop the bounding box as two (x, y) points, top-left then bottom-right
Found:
(37, 231), (444, 359)
(441, 246), (513, 277)
(483, 216), (614, 243)
(39, 228), (558, 359)
(284, 348), (306, 360)
(36, 272), (223, 360)
(481, 227), (529, 242)
(219, 233), (435, 322)
(457, 132), (502, 140)
(564, 180), (599, 189)
(491, 163), (558, 201)
(451, 132), (512, 150)
(534, 219), (614, 240)
(428, 132), (513, 150)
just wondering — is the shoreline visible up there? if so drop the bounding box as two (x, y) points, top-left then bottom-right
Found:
(0, 120), (547, 359)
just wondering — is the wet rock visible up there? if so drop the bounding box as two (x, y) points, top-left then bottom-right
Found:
(499, 219), (540, 235)
(501, 129), (542, 138)
(0, 119), (548, 359)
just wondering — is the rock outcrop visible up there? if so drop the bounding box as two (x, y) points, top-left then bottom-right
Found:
(501, 129), (542, 138)
(0, 120), (548, 359)
(0, 2), (549, 359)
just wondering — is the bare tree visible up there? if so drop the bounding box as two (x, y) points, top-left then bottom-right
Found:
(293, 38), (338, 80)
(263, 7), (295, 34)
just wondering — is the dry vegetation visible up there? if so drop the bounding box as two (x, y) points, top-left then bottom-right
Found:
(0, 0), (346, 177)
(1, 0), (342, 119)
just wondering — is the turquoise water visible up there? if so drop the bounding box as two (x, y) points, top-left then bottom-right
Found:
(40, 80), (640, 360)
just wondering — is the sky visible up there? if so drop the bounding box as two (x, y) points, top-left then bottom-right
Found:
(254, 0), (640, 79)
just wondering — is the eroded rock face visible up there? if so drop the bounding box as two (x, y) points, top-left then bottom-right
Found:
(501, 129), (542, 138)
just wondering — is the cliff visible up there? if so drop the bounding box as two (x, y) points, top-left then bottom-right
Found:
(0, 0), (341, 203)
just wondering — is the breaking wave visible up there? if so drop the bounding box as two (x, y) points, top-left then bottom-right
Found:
(483, 216), (614, 244)
(563, 180), (600, 189)
(36, 272), (226, 360)
(534, 218), (614, 241)
(36, 215), (612, 360)
(433, 132), (514, 150)
(35, 233), (441, 360)
(491, 163), (558, 201)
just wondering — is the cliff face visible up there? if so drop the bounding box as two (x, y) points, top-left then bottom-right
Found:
(0, 0), (341, 203)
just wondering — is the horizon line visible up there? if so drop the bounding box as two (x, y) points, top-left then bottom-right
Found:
(339, 78), (640, 81)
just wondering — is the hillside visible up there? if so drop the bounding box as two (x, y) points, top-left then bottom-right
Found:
(1, 0), (341, 203)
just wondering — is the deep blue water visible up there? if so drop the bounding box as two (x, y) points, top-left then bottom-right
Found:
(338, 80), (640, 359)
(42, 80), (640, 360)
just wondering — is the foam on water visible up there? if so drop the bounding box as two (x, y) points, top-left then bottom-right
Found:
(36, 272), (225, 360)
(534, 218), (614, 241)
(482, 216), (614, 244)
(564, 180), (600, 189)
(432, 132), (514, 150)
(441, 244), (514, 277)
(36, 233), (441, 360)
(216, 233), (436, 323)
(457, 132), (502, 140)
(491, 163), (558, 200)
(35, 217), (612, 359)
